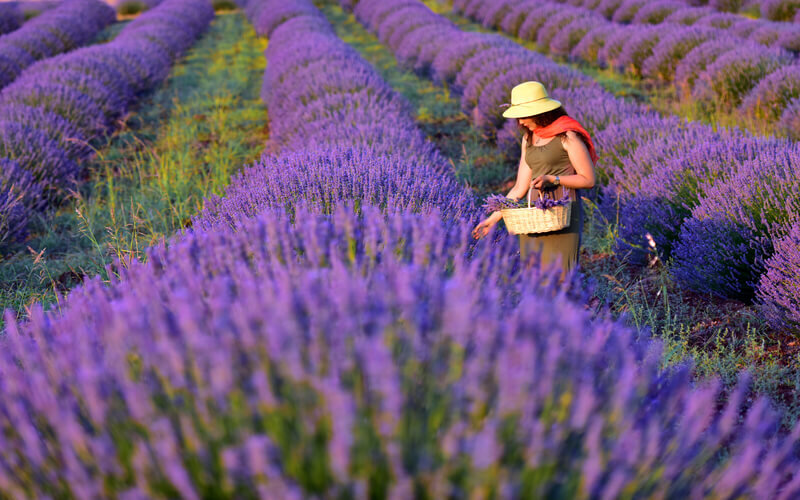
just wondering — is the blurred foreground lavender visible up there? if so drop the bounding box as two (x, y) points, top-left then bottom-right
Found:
(2, 0), (799, 497)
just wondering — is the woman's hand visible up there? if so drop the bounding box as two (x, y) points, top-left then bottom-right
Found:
(472, 213), (502, 239)
(531, 175), (555, 190)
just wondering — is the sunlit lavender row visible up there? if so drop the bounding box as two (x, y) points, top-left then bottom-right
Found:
(2, 0), (799, 496)
(574, 0), (800, 23)
(453, 0), (800, 133)
(347, 0), (800, 333)
(0, 0), (214, 249)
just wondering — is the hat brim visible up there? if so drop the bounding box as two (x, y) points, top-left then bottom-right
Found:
(502, 98), (562, 119)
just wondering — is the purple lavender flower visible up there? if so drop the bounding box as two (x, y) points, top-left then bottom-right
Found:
(518, 3), (563, 42)
(614, 24), (673, 76)
(631, 2), (684, 24)
(694, 12), (742, 29)
(611, 0), (647, 23)
(664, 6), (716, 25)
(549, 16), (608, 57)
(482, 194), (522, 212)
(499, 1), (538, 36)
(571, 24), (617, 63)
(0, 0), (115, 90)
(598, 26), (640, 68)
(674, 37), (738, 95)
(692, 45), (790, 108)
(596, 0), (625, 18)
(779, 97), (800, 140)
(642, 26), (719, 81)
(0, 3), (23, 36)
(535, 10), (583, 49)
(0, 157), (43, 248)
(672, 143), (800, 299)
(757, 219), (800, 334)
(710, 0), (745, 11)
(761, 0), (800, 21)
(740, 64), (800, 123)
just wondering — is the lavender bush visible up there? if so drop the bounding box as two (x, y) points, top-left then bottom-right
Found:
(518, 3), (563, 42)
(692, 46), (790, 108)
(710, 0), (745, 11)
(0, 0), (115, 89)
(758, 220), (800, 335)
(536, 10), (583, 49)
(740, 65), (800, 123)
(631, 1), (684, 24)
(0, 121), (79, 199)
(597, 27), (637, 68)
(693, 11), (743, 29)
(570, 24), (617, 63)
(596, 0), (625, 18)
(779, 97), (800, 141)
(642, 26), (719, 82)
(664, 6), (716, 24)
(672, 144), (800, 299)
(761, 0), (800, 21)
(673, 37), (739, 95)
(611, 0), (647, 23)
(500, 1), (538, 36)
(0, 0), (213, 250)
(0, 3), (23, 36)
(550, 16), (603, 56)
(615, 24), (672, 76)
(0, 158), (43, 245)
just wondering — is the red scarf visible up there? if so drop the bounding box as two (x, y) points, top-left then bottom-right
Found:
(534, 116), (598, 164)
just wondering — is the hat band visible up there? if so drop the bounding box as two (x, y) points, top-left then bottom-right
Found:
(499, 95), (551, 108)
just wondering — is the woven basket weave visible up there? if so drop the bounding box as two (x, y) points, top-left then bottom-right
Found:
(501, 188), (571, 235)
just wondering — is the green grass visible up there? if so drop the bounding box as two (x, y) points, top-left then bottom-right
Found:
(0, 11), (268, 325)
(319, 3), (800, 429)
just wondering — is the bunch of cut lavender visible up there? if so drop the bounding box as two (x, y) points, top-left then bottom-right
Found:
(482, 194), (523, 212)
(533, 189), (571, 209)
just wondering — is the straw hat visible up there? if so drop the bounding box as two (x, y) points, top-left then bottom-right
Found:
(501, 81), (562, 119)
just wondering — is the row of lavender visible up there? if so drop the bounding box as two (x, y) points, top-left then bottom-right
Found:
(564, 0), (799, 30)
(456, 0), (800, 53)
(0, 3), (24, 36)
(0, 0), (215, 251)
(346, 0), (800, 330)
(452, 0), (800, 135)
(580, 0), (800, 24)
(0, 0), (116, 90)
(2, 0), (799, 496)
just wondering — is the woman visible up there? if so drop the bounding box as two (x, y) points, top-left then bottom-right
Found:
(472, 81), (597, 275)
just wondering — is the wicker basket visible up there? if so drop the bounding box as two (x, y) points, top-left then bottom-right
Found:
(501, 188), (571, 235)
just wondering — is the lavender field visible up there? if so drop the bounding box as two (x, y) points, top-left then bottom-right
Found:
(1, 0), (800, 497)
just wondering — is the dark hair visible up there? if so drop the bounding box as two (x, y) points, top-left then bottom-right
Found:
(518, 106), (569, 145)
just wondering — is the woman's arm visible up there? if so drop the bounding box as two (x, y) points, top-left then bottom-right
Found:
(472, 138), (533, 238)
(531, 130), (595, 190)
(508, 138), (534, 199)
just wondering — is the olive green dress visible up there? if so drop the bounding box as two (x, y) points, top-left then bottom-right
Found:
(519, 136), (583, 273)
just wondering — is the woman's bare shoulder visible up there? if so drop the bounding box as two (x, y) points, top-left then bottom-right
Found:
(562, 130), (580, 142)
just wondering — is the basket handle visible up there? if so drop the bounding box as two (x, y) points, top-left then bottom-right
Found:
(526, 186), (544, 209)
